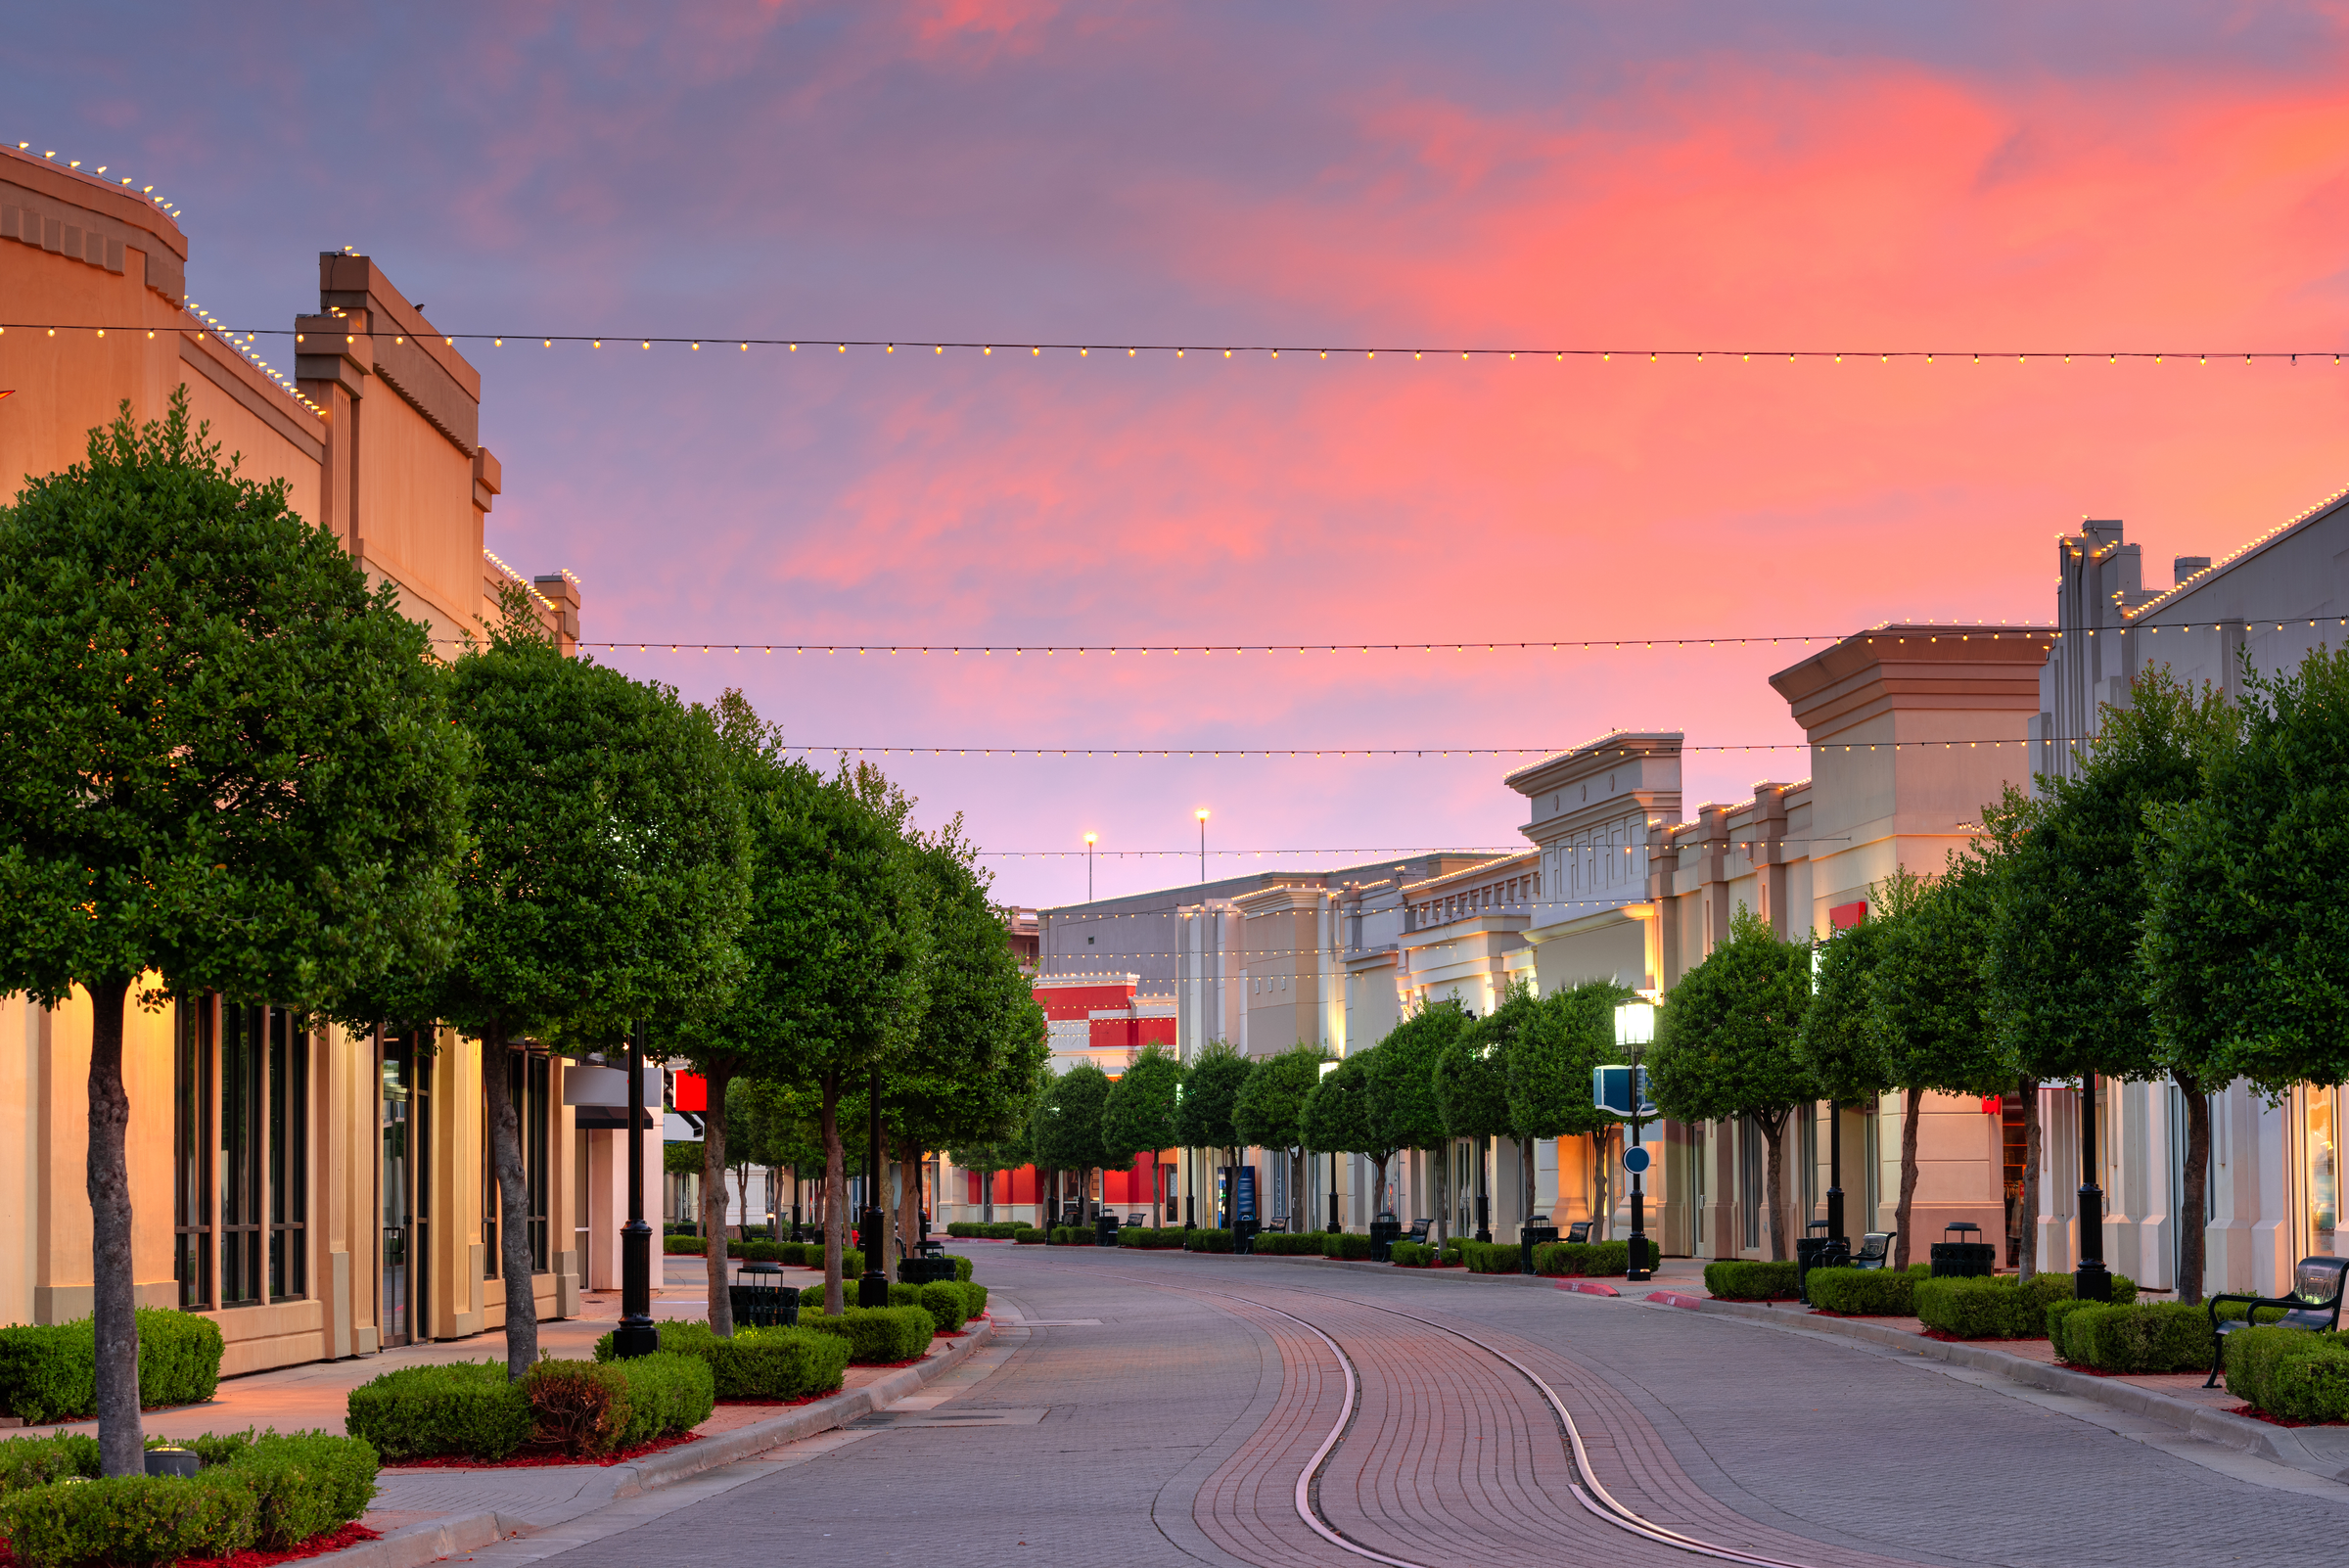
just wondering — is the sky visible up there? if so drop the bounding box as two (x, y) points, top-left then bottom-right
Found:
(13, 2), (2349, 908)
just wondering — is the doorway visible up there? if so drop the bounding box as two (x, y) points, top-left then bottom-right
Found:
(380, 1035), (432, 1346)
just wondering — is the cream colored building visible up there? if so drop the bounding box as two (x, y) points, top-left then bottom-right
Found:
(0, 143), (654, 1374)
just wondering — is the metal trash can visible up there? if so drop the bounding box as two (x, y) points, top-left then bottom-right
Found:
(1929, 1221), (1996, 1278)
(144, 1446), (200, 1479)
(1369, 1212), (1402, 1262)
(1520, 1223), (1558, 1275)
(728, 1261), (800, 1328)
(1234, 1219), (1261, 1255)
(1096, 1212), (1120, 1248)
(898, 1255), (956, 1285)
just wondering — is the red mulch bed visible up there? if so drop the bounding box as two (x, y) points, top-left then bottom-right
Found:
(0, 1523), (380, 1568)
(383, 1431), (700, 1471)
(2226, 1402), (2349, 1428)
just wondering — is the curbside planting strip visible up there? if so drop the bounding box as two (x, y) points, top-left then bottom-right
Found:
(329, 1317), (998, 1568)
(1673, 1295), (2349, 1482)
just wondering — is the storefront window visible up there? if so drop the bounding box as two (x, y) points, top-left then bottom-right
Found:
(174, 1000), (213, 1310)
(2309, 1085), (2339, 1259)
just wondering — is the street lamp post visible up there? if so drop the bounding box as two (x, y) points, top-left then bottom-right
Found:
(2076, 1072), (2112, 1302)
(1196, 808), (1209, 883)
(1612, 1000), (1657, 1283)
(614, 1022), (659, 1359)
(859, 1068), (889, 1308)
(1319, 1059), (1340, 1232)
(1084, 831), (1096, 902)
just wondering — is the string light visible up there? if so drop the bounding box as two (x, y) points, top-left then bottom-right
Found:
(775, 735), (2117, 760)
(7, 320), (2346, 365)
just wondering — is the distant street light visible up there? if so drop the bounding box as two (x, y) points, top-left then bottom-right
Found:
(1320, 1059), (1340, 1231)
(1084, 831), (1097, 902)
(1196, 808), (1209, 882)
(1612, 1000), (1657, 1283)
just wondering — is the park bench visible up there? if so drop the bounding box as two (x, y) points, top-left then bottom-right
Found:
(2205, 1254), (2348, 1388)
(1847, 1231), (1895, 1271)
(1127, 1212), (1148, 1228)
(1565, 1221), (1593, 1244)
(1405, 1218), (1433, 1246)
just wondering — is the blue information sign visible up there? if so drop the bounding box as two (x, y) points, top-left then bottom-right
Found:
(1591, 1064), (1656, 1119)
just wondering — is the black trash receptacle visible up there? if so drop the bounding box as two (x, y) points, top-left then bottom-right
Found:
(1520, 1223), (1559, 1275)
(1369, 1212), (1402, 1262)
(898, 1255), (955, 1284)
(1929, 1222), (1996, 1278)
(1234, 1219), (1261, 1255)
(1096, 1213), (1120, 1248)
(729, 1261), (801, 1328)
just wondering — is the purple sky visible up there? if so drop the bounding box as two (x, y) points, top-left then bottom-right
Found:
(15, 3), (2349, 907)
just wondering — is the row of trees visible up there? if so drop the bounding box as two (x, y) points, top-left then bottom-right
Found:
(0, 402), (1042, 1475)
(1647, 652), (2349, 1297)
(979, 978), (1635, 1245)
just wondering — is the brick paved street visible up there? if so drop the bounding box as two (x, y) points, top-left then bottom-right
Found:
(437, 1243), (2349, 1568)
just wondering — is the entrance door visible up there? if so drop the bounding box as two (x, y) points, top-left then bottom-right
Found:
(381, 1038), (412, 1346)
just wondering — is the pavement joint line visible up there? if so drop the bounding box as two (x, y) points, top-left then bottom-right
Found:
(1676, 1295), (2349, 1486)
(316, 1318), (999, 1568)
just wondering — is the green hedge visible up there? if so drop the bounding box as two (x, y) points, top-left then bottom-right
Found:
(1119, 1226), (1188, 1249)
(916, 1282), (969, 1333)
(345, 1360), (530, 1463)
(2050, 1301), (2209, 1373)
(519, 1353), (713, 1457)
(1457, 1240), (1520, 1273)
(2224, 1325), (2349, 1422)
(0, 1431), (379, 1568)
(1804, 1264), (1930, 1315)
(1012, 1227), (1045, 1244)
(1045, 1225), (1097, 1246)
(1251, 1231), (1330, 1256)
(590, 1320), (849, 1402)
(1704, 1260), (1801, 1300)
(0, 1310), (226, 1424)
(798, 1306), (935, 1364)
(1913, 1270), (2136, 1339)
(958, 1281), (989, 1319)
(945, 1222), (1025, 1239)
(1390, 1241), (1437, 1267)
(1322, 1232), (1373, 1261)
(1187, 1228), (1234, 1254)
(1529, 1239), (1660, 1277)
(664, 1235), (706, 1255)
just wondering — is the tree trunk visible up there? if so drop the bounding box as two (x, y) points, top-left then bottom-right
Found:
(701, 1060), (737, 1336)
(737, 1166), (753, 1243)
(2018, 1075), (2042, 1281)
(820, 1071), (846, 1316)
(1431, 1145), (1449, 1251)
(1893, 1088), (1922, 1271)
(2176, 1069), (2211, 1306)
(1593, 1133), (1613, 1242)
(483, 1021), (538, 1379)
(86, 976), (142, 1477)
(1761, 1111), (1791, 1263)
(1523, 1135), (1537, 1234)
(896, 1135), (922, 1264)
(1370, 1151), (1391, 1221)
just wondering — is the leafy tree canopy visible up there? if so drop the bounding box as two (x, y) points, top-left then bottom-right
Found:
(1033, 1060), (1115, 1176)
(1174, 1039), (1252, 1153)
(1366, 996), (1468, 1152)
(1436, 988), (1525, 1141)
(1871, 853), (2008, 1097)
(1301, 1047), (1392, 1158)
(1651, 908), (1814, 1125)
(1102, 1042), (1183, 1164)
(1233, 1042), (1329, 1153)
(1506, 980), (1631, 1140)
(2144, 646), (2349, 1095)
(1796, 881), (1909, 1106)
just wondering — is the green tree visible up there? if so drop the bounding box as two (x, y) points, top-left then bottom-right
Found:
(725, 1076), (804, 1238)
(949, 1109), (1034, 1224)
(758, 761), (934, 1314)
(1366, 997), (1470, 1245)
(1301, 1048), (1398, 1225)
(1033, 1062), (1115, 1222)
(357, 590), (750, 1373)
(1508, 980), (1633, 1235)
(1102, 1043), (1183, 1222)
(0, 397), (469, 1473)
(1972, 669), (2234, 1293)
(1871, 855), (2010, 1268)
(1234, 1043), (1330, 1228)
(2143, 652), (2344, 1296)
(1437, 994), (1522, 1238)
(1652, 908), (1813, 1262)
(1175, 1040), (1253, 1226)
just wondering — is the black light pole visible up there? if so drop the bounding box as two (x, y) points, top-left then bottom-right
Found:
(2075, 1072), (2111, 1302)
(1085, 832), (1096, 901)
(1196, 808), (1209, 882)
(1328, 1149), (1340, 1233)
(1615, 1000), (1656, 1283)
(860, 1068), (890, 1307)
(1475, 1135), (1492, 1243)
(614, 1023), (659, 1358)
(1826, 1099), (1845, 1243)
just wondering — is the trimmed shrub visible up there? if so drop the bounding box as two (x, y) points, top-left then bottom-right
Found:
(0, 1431), (378, 1568)
(1805, 1264), (1931, 1316)
(1323, 1232), (1373, 1261)
(2225, 1325), (2349, 1422)
(1252, 1231), (1329, 1257)
(1704, 1261), (1801, 1301)
(1045, 1225), (1097, 1246)
(1187, 1228), (1234, 1254)
(1457, 1240), (1519, 1274)
(955, 1281), (989, 1319)
(664, 1235), (706, 1255)
(589, 1319), (847, 1403)
(798, 1306), (935, 1364)
(1013, 1227), (1046, 1244)
(2052, 1302), (2209, 1373)
(947, 1222), (1024, 1239)
(1915, 1270), (2137, 1340)
(1439, 1239), (1464, 1266)
(917, 1282), (970, 1333)
(1390, 1241), (1436, 1268)
(0, 1311), (225, 1424)
(1529, 1239), (1661, 1278)
(345, 1360), (530, 1463)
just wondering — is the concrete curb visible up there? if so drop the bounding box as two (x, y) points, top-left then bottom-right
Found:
(1682, 1296), (2342, 1481)
(341, 1318), (999, 1567)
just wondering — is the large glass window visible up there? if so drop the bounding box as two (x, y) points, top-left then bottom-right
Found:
(484, 1045), (553, 1277)
(2308, 1085), (2339, 1260)
(1739, 1117), (1763, 1251)
(221, 1004), (266, 1307)
(268, 1010), (309, 1301)
(173, 999), (213, 1310)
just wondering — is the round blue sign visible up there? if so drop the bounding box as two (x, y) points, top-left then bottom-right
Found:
(1623, 1145), (1651, 1174)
